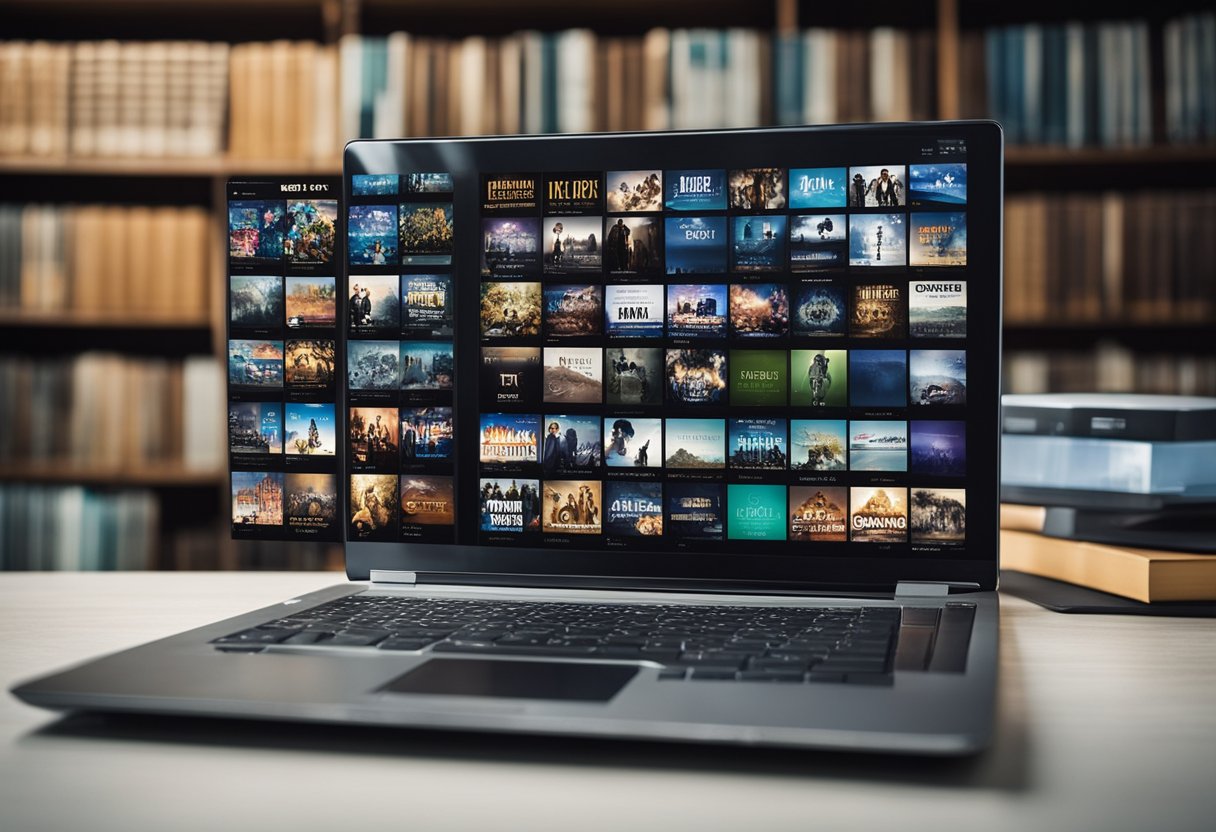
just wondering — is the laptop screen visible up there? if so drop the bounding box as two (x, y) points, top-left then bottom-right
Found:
(343, 123), (1001, 591)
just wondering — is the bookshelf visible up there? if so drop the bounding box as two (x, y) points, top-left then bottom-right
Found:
(0, 0), (1212, 569)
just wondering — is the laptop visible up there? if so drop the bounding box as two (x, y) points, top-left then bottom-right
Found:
(12, 122), (1002, 754)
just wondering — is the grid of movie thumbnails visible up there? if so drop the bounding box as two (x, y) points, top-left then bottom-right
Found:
(227, 179), (341, 541)
(346, 173), (457, 543)
(346, 161), (969, 552)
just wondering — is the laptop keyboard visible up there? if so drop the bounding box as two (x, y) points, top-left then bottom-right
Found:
(213, 595), (962, 684)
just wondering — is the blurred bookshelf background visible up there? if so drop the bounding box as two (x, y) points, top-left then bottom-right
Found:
(0, 0), (1213, 570)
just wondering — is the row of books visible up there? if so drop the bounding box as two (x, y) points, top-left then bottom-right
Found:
(1004, 190), (1216, 325)
(1005, 347), (1216, 397)
(0, 204), (211, 317)
(0, 40), (229, 159)
(0, 354), (223, 471)
(4, 16), (1212, 162)
(0, 485), (157, 571)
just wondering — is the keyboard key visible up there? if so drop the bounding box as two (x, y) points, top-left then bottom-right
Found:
(215, 627), (301, 645)
(690, 667), (738, 680)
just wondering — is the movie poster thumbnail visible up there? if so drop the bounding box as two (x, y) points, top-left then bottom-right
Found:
(910, 349), (967, 407)
(789, 419), (847, 472)
(790, 349), (847, 408)
(398, 202), (453, 265)
(605, 481), (664, 537)
(349, 473), (398, 540)
(851, 283), (907, 338)
(604, 417), (662, 469)
(228, 339), (283, 388)
(228, 402), (282, 456)
(400, 340), (454, 390)
(603, 216), (661, 274)
(604, 284), (664, 338)
(727, 168), (786, 210)
(403, 173), (454, 194)
(346, 339), (399, 391)
(666, 482), (724, 541)
(543, 216), (602, 273)
(401, 274), (454, 336)
(284, 402), (335, 457)
(909, 280), (966, 338)
(348, 274), (400, 333)
(542, 347), (602, 403)
(664, 418), (725, 470)
(665, 217), (727, 275)
(540, 414), (603, 473)
(910, 487), (966, 543)
(666, 348), (727, 406)
(482, 174), (540, 213)
(348, 205), (397, 265)
(605, 170), (663, 213)
(232, 471), (284, 528)
(729, 417), (788, 471)
(849, 420), (908, 472)
(348, 406), (399, 470)
(730, 349), (786, 407)
(666, 283), (727, 338)
(230, 275), (283, 329)
(352, 174), (398, 196)
(727, 484), (787, 541)
(789, 213), (847, 271)
(399, 476), (455, 526)
(544, 284), (603, 338)
(400, 406), (454, 461)
(541, 480), (602, 535)
(480, 478), (541, 533)
(849, 214), (906, 267)
(480, 281), (542, 338)
(849, 349), (907, 409)
(848, 165), (906, 208)
(481, 217), (541, 277)
(605, 347), (662, 406)
(286, 276), (336, 330)
(849, 486), (908, 543)
(665, 169), (726, 211)
(791, 279), (848, 337)
(910, 420), (966, 477)
(282, 340), (333, 392)
(285, 473), (338, 535)
(909, 212), (967, 267)
(285, 199), (337, 265)
(908, 163), (966, 207)
(544, 172), (602, 215)
(729, 283), (789, 338)
(480, 347), (541, 405)
(789, 167), (847, 209)
(731, 215), (787, 272)
(229, 201), (284, 263)
(789, 486), (848, 542)
(479, 413), (539, 466)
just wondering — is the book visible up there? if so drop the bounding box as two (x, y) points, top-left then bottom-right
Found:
(1001, 528), (1216, 603)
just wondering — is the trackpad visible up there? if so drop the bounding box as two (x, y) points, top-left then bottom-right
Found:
(380, 658), (637, 702)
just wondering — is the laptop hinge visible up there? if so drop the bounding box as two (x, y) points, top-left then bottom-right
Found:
(370, 570), (417, 586)
(895, 581), (980, 598)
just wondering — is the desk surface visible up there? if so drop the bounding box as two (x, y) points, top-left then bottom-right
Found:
(1, 572), (1214, 832)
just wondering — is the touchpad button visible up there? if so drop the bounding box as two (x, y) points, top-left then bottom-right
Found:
(379, 659), (637, 702)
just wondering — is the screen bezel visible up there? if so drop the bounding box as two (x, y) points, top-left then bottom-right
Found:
(343, 122), (1002, 593)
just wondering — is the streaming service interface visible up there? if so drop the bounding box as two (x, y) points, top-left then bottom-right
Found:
(347, 152), (971, 556)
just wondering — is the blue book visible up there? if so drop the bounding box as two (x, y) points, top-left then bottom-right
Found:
(1043, 26), (1068, 146)
(985, 28), (1005, 137)
(774, 34), (803, 126)
(1003, 27), (1025, 144)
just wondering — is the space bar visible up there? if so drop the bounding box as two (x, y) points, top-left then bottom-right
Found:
(432, 642), (598, 658)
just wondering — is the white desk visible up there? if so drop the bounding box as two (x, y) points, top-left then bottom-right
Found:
(1, 572), (1214, 832)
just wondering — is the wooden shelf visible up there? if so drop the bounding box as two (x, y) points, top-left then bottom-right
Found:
(0, 464), (224, 488)
(1005, 145), (1216, 166)
(1005, 319), (1215, 332)
(0, 309), (212, 330)
(0, 156), (341, 178)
